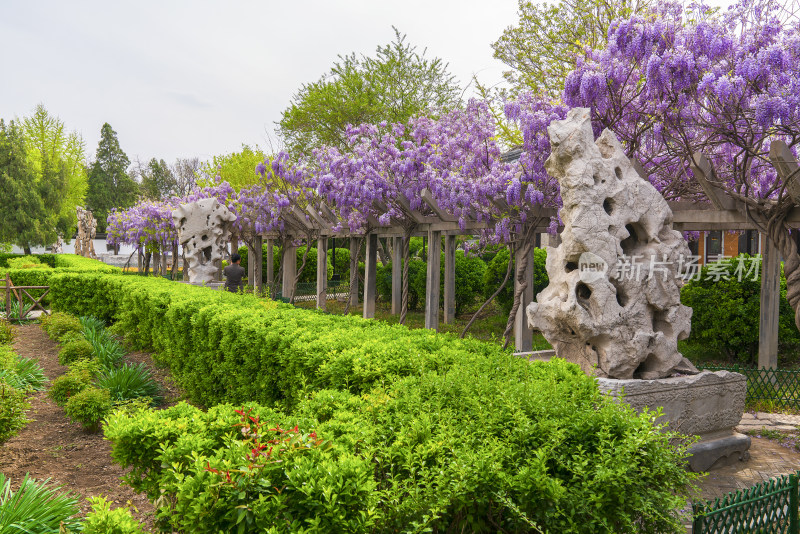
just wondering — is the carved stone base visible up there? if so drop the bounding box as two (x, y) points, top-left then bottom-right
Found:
(597, 370), (750, 472)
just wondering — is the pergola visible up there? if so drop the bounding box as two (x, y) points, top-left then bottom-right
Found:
(239, 146), (799, 370)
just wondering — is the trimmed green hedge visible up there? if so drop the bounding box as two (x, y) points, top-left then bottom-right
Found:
(50, 273), (695, 533)
(1, 255), (120, 305)
(681, 255), (800, 364)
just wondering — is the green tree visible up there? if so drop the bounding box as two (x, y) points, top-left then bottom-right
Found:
(198, 145), (266, 191)
(20, 104), (87, 238)
(137, 158), (176, 201)
(85, 123), (139, 232)
(278, 28), (462, 156)
(0, 119), (57, 252)
(491, 0), (651, 98)
(170, 157), (200, 197)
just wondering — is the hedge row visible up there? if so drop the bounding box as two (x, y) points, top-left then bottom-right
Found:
(1, 255), (120, 303)
(681, 255), (800, 364)
(50, 273), (695, 533)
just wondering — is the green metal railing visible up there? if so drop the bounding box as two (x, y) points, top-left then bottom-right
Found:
(697, 365), (800, 412)
(271, 280), (352, 303)
(693, 472), (798, 533)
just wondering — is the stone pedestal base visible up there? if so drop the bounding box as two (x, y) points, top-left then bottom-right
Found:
(597, 370), (751, 472)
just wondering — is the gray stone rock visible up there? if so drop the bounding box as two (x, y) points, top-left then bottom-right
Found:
(172, 198), (236, 284)
(527, 108), (693, 379)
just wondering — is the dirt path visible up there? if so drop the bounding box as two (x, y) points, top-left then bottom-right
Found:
(0, 324), (162, 529)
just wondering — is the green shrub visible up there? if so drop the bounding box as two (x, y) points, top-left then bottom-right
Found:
(379, 251), (487, 315)
(0, 253), (56, 268)
(0, 380), (30, 444)
(6, 255), (49, 269)
(97, 363), (161, 404)
(49, 363), (98, 406)
(55, 271), (695, 532)
(82, 495), (146, 534)
(64, 387), (112, 433)
(483, 247), (548, 315)
(681, 255), (800, 364)
(328, 244), (350, 278)
(40, 311), (82, 341)
(58, 337), (94, 365)
(0, 473), (81, 532)
(106, 360), (695, 533)
(0, 318), (14, 344)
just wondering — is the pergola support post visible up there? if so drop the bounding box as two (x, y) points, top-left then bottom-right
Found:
(444, 235), (456, 324)
(349, 237), (359, 306)
(282, 240), (297, 301)
(316, 237), (328, 310)
(364, 233), (377, 318)
(252, 235), (263, 295)
(247, 242), (255, 288)
(514, 243), (534, 352)
(425, 230), (442, 330)
(759, 234), (779, 369)
(391, 236), (402, 314)
(266, 239), (274, 288)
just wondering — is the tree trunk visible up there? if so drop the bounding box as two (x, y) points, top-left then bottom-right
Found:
(23, 246), (31, 255)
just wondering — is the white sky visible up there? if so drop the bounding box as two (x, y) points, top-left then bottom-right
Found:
(0, 0), (519, 165)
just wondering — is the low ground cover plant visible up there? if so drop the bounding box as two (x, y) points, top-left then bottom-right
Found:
(46, 312), (161, 431)
(52, 272), (697, 533)
(0, 337), (45, 444)
(0, 473), (82, 533)
(40, 311), (82, 341)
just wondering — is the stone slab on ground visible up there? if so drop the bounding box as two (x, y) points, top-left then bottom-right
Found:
(736, 411), (800, 433)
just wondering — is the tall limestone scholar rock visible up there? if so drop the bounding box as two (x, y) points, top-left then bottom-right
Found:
(528, 108), (750, 471)
(527, 108), (695, 380)
(75, 207), (97, 259)
(172, 198), (236, 284)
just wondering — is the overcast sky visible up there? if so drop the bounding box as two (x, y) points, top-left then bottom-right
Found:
(0, 1), (519, 166)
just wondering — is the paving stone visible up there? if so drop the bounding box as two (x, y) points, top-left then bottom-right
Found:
(741, 413), (755, 419)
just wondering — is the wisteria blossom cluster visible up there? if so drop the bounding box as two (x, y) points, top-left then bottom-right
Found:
(309, 98), (561, 243)
(108, 95), (567, 250)
(563, 0), (800, 202)
(107, 200), (179, 252)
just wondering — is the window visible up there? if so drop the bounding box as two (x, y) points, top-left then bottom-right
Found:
(705, 231), (722, 262)
(738, 230), (760, 256)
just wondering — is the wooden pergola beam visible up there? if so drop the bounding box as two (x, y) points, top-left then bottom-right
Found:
(421, 188), (457, 222)
(689, 152), (737, 211)
(769, 140), (800, 205)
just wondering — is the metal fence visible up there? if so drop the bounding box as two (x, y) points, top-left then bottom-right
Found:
(697, 365), (800, 412)
(693, 472), (798, 533)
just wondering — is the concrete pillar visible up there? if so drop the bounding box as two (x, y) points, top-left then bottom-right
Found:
(759, 235), (779, 369)
(514, 244), (535, 352)
(349, 237), (359, 306)
(443, 235), (456, 324)
(252, 235), (263, 295)
(282, 241), (297, 301)
(391, 236), (402, 315)
(316, 237), (328, 310)
(364, 234), (378, 319)
(247, 243), (256, 288)
(266, 239), (274, 287)
(425, 230), (442, 330)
